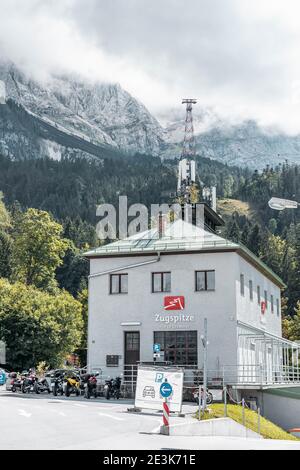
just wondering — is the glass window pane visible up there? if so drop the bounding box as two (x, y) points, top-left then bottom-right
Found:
(271, 295), (274, 313)
(121, 274), (128, 293)
(264, 290), (268, 309)
(163, 273), (171, 292)
(196, 272), (206, 291)
(257, 286), (261, 304)
(111, 275), (119, 294)
(249, 280), (253, 300)
(240, 274), (245, 296)
(154, 332), (165, 351)
(153, 273), (162, 292)
(207, 271), (215, 290)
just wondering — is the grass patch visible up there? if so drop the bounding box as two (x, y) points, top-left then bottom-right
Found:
(195, 404), (298, 441)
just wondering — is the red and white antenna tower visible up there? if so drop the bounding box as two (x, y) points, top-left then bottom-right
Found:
(177, 99), (197, 202)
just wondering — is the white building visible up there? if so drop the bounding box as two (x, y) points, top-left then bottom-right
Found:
(85, 218), (300, 391)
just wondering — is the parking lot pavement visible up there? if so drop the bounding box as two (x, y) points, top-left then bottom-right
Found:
(1, 386), (300, 450)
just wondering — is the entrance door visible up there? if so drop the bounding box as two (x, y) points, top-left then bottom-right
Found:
(124, 332), (140, 384)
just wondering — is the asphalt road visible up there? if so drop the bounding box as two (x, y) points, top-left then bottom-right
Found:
(1, 387), (300, 450)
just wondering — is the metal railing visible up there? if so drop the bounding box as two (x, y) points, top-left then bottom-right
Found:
(90, 363), (300, 395)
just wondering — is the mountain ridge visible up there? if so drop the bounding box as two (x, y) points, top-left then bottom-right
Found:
(1, 61), (300, 169)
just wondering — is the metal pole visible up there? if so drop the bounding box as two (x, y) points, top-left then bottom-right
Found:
(257, 407), (261, 435)
(224, 385), (227, 417)
(242, 398), (245, 426)
(203, 318), (208, 413)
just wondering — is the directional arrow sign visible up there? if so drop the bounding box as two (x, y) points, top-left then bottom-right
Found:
(160, 381), (173, 398)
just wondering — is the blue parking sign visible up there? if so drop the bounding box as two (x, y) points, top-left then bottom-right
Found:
(160, 381), (173, 398)
(153, 343), (161, 353)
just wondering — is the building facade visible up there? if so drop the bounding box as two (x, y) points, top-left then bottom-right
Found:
(85, 220), (298, 388)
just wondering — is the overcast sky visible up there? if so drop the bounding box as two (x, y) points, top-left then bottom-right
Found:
(1, 0), (300, 132)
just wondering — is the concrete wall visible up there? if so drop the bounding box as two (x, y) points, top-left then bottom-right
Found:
(262, 391), (300, 430)
(165, 417), (262, 439)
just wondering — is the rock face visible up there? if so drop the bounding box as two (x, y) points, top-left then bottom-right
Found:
(160, 109), (300, 169)
(1, 61), (300, 169)
(0, 61), (164, 161)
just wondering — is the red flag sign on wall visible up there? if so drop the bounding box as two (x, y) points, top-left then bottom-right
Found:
(261, 301), (267, 314)
(164, 296), (185, 311)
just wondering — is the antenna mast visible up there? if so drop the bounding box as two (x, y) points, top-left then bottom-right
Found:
(177, 99), (197, 203)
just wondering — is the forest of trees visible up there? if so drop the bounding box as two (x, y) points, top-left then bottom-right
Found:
(0, 152), (300, 369)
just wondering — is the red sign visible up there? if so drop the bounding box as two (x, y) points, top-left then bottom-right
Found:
(164, 296), (185, 311)
(261, 301), (267, 314)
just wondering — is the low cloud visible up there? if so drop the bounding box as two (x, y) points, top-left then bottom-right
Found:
(1, 0), (300, 133)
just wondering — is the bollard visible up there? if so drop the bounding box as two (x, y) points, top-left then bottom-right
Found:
(224, 386), (227, 417)
(161, 398), (170, 435)
(242, 398), (245, 426)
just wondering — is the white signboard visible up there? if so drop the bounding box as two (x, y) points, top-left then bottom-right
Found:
(134, 366), (184, 413)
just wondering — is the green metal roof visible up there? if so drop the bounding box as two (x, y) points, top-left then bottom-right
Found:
(84, 219), (285, 288)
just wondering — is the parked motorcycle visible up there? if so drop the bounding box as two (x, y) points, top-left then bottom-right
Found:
(51, 374), (65, 397)
(10, 372), (24, 393)
(22, 372), (38, 394)
(192, 387), (213, 405)
(104, 376), (121, 400)
(34, 377), (51, 394)
(64, 372), (81, 397)
(82, 373), (98, 399)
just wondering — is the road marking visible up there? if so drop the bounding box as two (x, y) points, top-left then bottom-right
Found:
(98, 412), (125, 421)
(73, 403), (87, 408)
(18, 409), (32, 418)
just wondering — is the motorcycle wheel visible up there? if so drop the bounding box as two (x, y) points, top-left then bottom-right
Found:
(206, 392), (213, 405)
(53, 385), (58, 397)
(34, 384), (40, 394)
(22, 385), (26, 394)
(76, 388), (80, 397)
(11, 386), (16, 393)
(93, 389), (97, 399)
(105, 389), (110, 400)
(85, 388), (90, 399)
(65, 384), (71, 397)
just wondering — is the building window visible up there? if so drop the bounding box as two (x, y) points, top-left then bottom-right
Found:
(271, 295), (274, 313)
(276, 298), (280, 317)
(240, 274), (245, 296)
(249, 280), (253, 301)
(152, 272), (171, 293)
(195, 271), (215, 291)
(106, 355), (119, 367)
(257, 286), (261, 305)
(154, 331), (197, 366)
(110, 273), (128, 294)
(264, 290), (268, 310)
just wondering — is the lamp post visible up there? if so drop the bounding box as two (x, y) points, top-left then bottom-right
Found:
(199, 318), (208, 419)
(268, 197), (298, 211)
